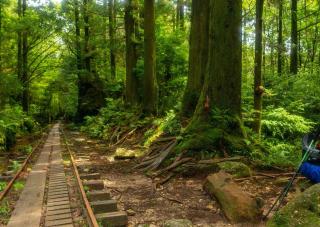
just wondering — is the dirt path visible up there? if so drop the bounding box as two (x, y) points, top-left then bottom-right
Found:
(64, 128), (305, 227)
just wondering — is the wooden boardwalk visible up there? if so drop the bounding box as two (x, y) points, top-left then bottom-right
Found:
(7, 124), (73, 227)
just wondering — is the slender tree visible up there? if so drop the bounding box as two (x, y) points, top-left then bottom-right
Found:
(74, 0), (81, 76)
(17, 0), (22, 85)
(21, 0), (28, 112)
(181, 0), (210, 117)
(143, 0), (158, 115)
(290, 0), (298, 74)
(125, 0), (139, 105)
(176, 0), (184, 30)
(109, 0), (116, 80)
(83, 0), (90, 72)
(0, 1), (2, 72)
(253, 0), (264, 135)
(277, 0), (283, 75)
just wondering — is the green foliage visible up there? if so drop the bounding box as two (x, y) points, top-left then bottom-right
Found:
(13, 181), (24, 191)
(257, 140), (301, 168)
(0, 201), (10, 217)
(0, 106), (38, 151)
(10, 161), (21, 173)
(262, 107), (314, 139)
(144, 110), (181, 146)
(81, 98), (143, 139)
(21, 145), (33, 155)
(0, 182), (7, 192)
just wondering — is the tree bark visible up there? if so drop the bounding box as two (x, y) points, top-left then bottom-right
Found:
(0, 1), (2, 72)
(77, 0), (105, 120)
(277, 0), (283, 75)
(125, 0), (139, 105)
(22, 0), (28, 112)
(253, 0), (264, 135)
(176, 0), (184, 30)
(181, 0), (209, 117)
(290, 0), (298, 74)
(180, 0), (244, 153)
(143, 0), (158, 115)
(109, 0), (116, 80)
(17, 0), (22, 83)
(74, 0), (81, 74)
(83, 0), (90, 72)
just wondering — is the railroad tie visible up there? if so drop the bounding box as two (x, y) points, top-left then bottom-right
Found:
(44, 127), (74, 227)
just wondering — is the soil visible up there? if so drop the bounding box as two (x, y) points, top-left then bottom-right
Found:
(63, 127), (310, 227)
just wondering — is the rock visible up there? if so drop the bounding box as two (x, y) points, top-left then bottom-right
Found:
(114, 148), (136, 160)
(163, 219), (193, 227)
(267, 184), (320, 227)
(204, 171), (262, 223)
(217, 161), (252, 178)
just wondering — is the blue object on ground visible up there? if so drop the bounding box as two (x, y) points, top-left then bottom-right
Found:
(300, 162), (320, 183)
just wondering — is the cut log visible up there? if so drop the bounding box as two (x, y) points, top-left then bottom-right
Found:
(203, 171), (262, 223)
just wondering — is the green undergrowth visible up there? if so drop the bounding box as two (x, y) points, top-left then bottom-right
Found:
(0, 106), (39, 152)
(175, 108), (257, 158)
(80, 98), (182, 147)
(80, 97), (315, 170)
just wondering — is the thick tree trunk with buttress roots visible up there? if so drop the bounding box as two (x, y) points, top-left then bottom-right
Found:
(143, 0), (158, 115)
(181, 0), (209, 117)
(125, 0), (139, 106)
(253, 0), (264, 136)
(178, 0), (246, 154)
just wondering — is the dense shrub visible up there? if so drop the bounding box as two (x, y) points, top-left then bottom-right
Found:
(0, 106), (38, 151)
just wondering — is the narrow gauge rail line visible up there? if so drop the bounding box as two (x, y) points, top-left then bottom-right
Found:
(0, 128), (48, 202)
(61, 129), (99, 227)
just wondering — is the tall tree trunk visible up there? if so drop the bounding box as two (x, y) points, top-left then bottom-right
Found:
(181, 0), (209, 117)
(290, 0), (298, 74)
(277, 0), (283, 75)
(74, 0), (81, 74)
(182, 0), (243, 153)
(0, 1), (2, 73)
(176, 0), (184, 30)
(125, 0), (139, 105)
(77, 0), (105, 120)
(17, 0), (22, 83)
(83, 0), (90, 72)
(143, 0), (157, 115)
(109, 0), (116, 80)
(253, 0), (264, 135)
(22, 0), (28, 112)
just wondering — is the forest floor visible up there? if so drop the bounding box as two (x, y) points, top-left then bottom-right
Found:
(63, 128), (309, 227)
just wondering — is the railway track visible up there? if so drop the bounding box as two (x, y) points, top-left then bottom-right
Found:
(1, 123), (127, 227)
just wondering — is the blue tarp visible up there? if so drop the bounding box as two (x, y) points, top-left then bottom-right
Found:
(300, 162), (320, 183)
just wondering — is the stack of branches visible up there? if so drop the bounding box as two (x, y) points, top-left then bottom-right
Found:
(108, 126), (142, 147)
(133, 136), (178, 171)
(134, 135), (244, 184)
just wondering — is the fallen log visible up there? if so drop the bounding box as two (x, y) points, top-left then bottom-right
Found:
(204, 171), (262, 223)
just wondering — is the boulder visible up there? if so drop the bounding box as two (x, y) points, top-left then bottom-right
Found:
(204, 171), (262, 223)
(163, 219), (193, 227)
(217, 161), (252, 178)
(267, 184), (320, 227)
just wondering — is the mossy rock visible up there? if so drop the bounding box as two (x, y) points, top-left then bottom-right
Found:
(163, 219), (193, 227)
(218, 161), (252, 178)
(267, 184), (320, 227)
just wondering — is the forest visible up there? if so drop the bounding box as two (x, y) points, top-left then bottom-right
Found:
(0, 0), (320, 226)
